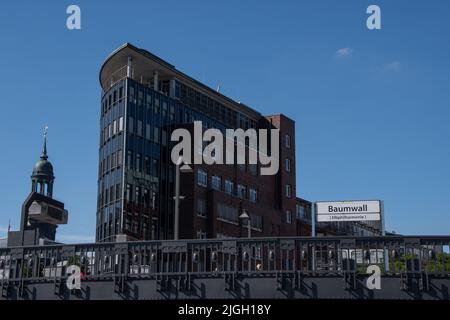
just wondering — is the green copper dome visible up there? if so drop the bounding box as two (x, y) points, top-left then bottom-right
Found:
(32, 158), (54, 177)
(32, 133), (54, 180)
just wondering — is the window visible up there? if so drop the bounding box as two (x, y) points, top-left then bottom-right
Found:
(146, 124), (151, 140)
(153, 127), (160, 143)
(217, 203), (239, 223)
(224, 179), (234, 195)
(196, 230), (207, 239)
(251, 214), (263, 230)
(119, 117), (124, 132)
(113, 120), (117, 135)
(116, 184), (121, 200)
(161, 130), (167, 146)
(152, 159), (159, 176)
(136, 153), (142, 172)
(154, 98), (160, 113)
(137, 120), (143, 137)
(285, 134), (291, 148)
(126, 184), (132, 202)
(197, 199), (206, 217)
(248, 164), (257, 176)
(117, 149), (123, 166)
(285, 158), (291, 172)
(296, 204), (304, 219)
(237, 184), (246, 199)
(197, 169), (207, 187)
(286, 210), (292, 224)
(128, 117), (134, 133)
(211, 175), (221, 191)
(111, 151), (116, 168)
(135, 186), (141, 204)
(249, 188), (257, 203)
(127, 151), (133, 169)
(285, 184), (292, 198)
(145, 156), (151, 175)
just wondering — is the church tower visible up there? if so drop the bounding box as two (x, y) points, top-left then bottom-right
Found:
(7, 127), (68, 247)
(31, 128), (54, 197)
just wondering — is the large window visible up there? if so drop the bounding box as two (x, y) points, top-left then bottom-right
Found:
(224, 179), (234, 195)
(286, 210), (292, 224)
(217, 203), (239, 223)
(117, 149), (123, 166)
(285, 158), (291, 172)
(237, 184), (246, 199)
(251, 214), (263, 230)
(249, 188), (257, 203)
(119, 117), (124, 132)
(197, 169), (207, 187)
(153, 127), (160, 143)
(296, 204), (304, 219)
(285, 184), (292, 198)
(128, 116), (134, 134)
(113, 120), (117, 135)
(197, 199), (206, 217)
(127, 151), (133, 169)
(285, 134), (291, 148)
(145, 156), (151, 175)
(126, 184), (132, 202)
(136, 153), (142, 172)
(137, 120), (143, 137)
(296, 203), (311, 221)
(211, 175), (221, 191)
(146, 124), (151, 140)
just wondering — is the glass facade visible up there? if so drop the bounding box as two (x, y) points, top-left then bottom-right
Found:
(96, 76), (258, 242)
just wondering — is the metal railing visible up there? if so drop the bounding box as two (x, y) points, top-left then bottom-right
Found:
(1, 236), (449, 284)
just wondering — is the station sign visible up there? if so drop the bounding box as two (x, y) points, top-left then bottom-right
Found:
(316, 200), (381, 222)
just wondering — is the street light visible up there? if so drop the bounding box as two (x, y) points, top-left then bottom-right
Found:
(239, 209), (251, 238)
(173, 157), (193, 240)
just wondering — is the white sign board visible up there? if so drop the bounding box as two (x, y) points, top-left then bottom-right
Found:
(316, 200), (381, 222)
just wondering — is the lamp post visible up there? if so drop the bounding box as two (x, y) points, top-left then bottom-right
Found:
(173, 157), (193, 240)
(239, 209), (251, 238)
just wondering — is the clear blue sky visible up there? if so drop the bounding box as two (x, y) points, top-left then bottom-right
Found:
(0, 0), (449, 242)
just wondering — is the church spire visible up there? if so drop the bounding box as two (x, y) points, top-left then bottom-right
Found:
(41, 125), (48, 160)
(32, 125), (54, 198)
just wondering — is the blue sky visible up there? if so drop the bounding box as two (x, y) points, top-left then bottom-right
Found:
(0, 0), (449, 242)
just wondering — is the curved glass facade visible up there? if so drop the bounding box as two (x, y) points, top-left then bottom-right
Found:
(97, 77), (235, 242)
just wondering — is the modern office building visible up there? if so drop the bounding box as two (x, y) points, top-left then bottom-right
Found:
(97, 43), (300, 242)
(97, 43), (381, 242)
